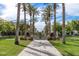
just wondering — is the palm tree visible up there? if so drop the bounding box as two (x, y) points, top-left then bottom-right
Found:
(53, 3), (56, 39)
(15, 3), (21, 45)
(32, 7), (38, 36)
(42, 13), (48, 36)
(47, 4), (53, 35)
(62, 3), (66, 44)
(27, 3), (33, 34)
(42, 4), (53, 36)
(22, 3), (27, 39)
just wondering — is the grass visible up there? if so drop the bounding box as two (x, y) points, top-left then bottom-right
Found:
(49, 36), (79, 56)
(0, 36), (31, 56)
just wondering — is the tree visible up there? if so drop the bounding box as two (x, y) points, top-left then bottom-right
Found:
(32, 7), (38, 36)
(42, 4), (53, 36)
(62, 3), (66, 44)
(47, 4), (53, 35)
(66, 21), (73, 35)
(27, 3), (33, 34)
(15, 3), (21, 45)
(52, 22), (62, 35)
(0, 18), (15, 36)
(66, 20), (79, 35)
(71, 20), (79, 31)
(22, 3), (27, 39)
(19, 23), (30, 35)
(42, 13), (48, 36)
(53, 3), (56, 39)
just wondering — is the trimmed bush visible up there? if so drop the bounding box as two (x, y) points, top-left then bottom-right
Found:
(20, 36), (33, 40)
(20, 36), (26, 40)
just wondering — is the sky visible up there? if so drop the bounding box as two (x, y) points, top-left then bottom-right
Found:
(0, 1), (79, 32)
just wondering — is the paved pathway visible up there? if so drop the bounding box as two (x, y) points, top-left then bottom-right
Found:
(18, 40), (62, 56)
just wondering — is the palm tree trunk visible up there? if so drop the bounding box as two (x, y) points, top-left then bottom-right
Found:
(54, 3), (56, 39)
(62, 3), (66, 44)
(48, 16), (51, 35)
(15, 3), (21, 45)
(33, 13), (34, 36)
(23, 3), (27, 40)
(49, 10), (51, 35)
(30, 13), (32, 34)
(45, 20), (48, 36)
(49, 19), (51, 34)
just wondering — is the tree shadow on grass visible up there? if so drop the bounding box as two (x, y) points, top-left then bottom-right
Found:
(64, 50), (74, 56)
(19, 44), (26, 47)
(66, 43), (79, 47)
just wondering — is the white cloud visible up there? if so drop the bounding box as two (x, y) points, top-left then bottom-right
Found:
(65, 3), (79, 16)
(35, 21), (45, 32)
(0, 2), (46, 31)
(1, 3), (79, 31)
(35, 6), (46, 32)
(0, 0), (17, 21)
(0, 0), (17, 4)
(57, 3), (79, 17)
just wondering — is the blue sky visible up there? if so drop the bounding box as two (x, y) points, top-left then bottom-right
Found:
(32, 3), (79, 22)
(0, 3), (79, 21)
(0, 4), (6, 15)
(0, 3), (79, 32)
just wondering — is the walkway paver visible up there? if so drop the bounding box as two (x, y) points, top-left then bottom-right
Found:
(18, 40), (62, 56)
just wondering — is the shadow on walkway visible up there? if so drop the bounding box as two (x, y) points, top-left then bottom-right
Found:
(26, 46), (56, 56)
(25, 50), (41, 56)
(32, 41), (52, 47)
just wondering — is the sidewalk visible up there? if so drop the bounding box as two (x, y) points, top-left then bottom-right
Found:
(18, 40), (62, 56)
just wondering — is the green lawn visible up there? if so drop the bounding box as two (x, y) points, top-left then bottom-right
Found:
(49, 36), (79, 56)
(0, 37), (31, 56)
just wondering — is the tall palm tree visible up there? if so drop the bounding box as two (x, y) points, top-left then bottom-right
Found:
(42, 13), (48, 36)
(42, 4), (53, 36)
(32, 7), (38, 36)
(22, 3), (27, 39)
(47, 4), (53, 35)
(54, 3), (56, 39)
(27, 3), (33, 34)
(15, 3), (21, 45)
(62, 3), (66, 44)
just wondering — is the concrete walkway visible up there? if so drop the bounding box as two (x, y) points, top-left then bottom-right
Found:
(18, 40), (62, 56)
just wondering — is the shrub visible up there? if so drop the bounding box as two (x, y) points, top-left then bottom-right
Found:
(20, 36), (33, 40)
(20, 36), (26, 40)
(48, 37), (52, 40)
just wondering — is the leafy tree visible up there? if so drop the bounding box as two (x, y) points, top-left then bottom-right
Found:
(0, 18), (15, 36)
(52, 22), (62, 36)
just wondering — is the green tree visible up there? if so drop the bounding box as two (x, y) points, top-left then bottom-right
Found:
(0, 18), (15, 36)
(52, 22), (62, 36)
(66, 20), (79, 34)
(66, 21), (73, 35)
